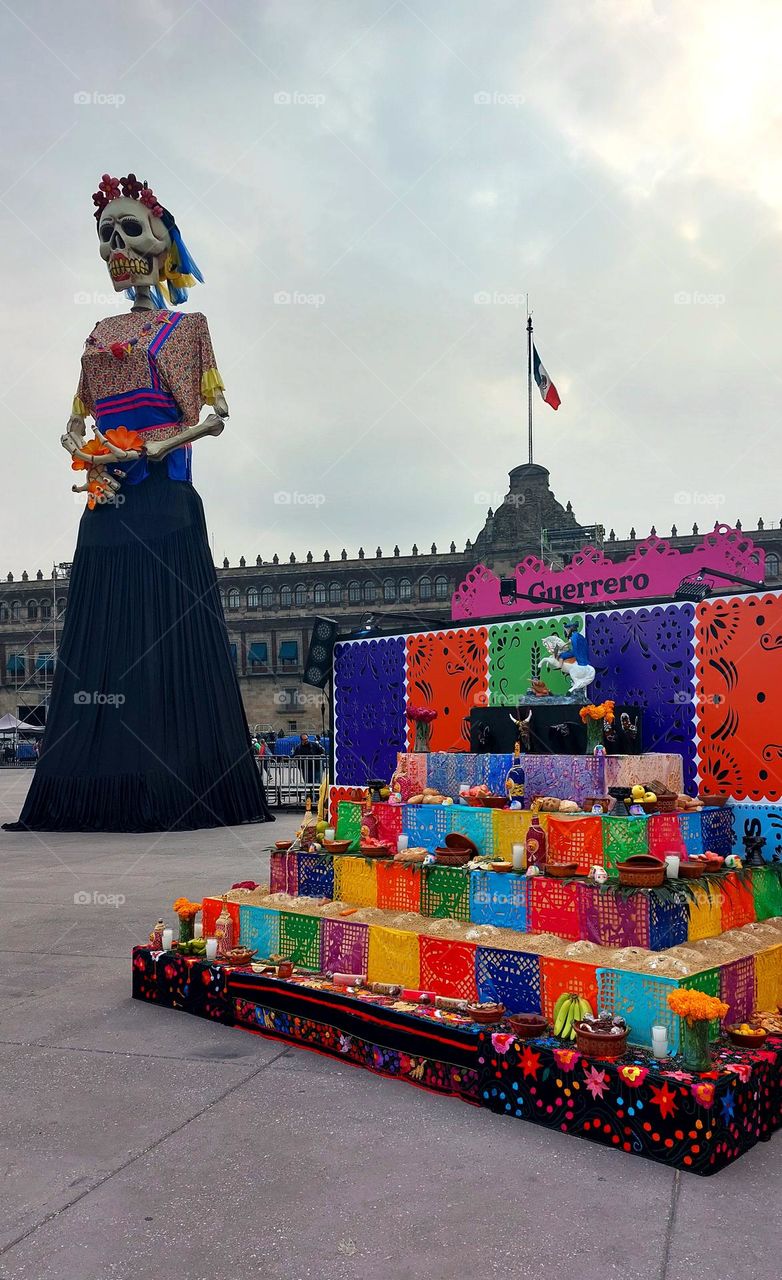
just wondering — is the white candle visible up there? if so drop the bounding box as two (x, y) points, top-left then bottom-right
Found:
(161, 928), (173, 950)
(511, 843), (525, 872)
(397, 834), (409, 852)
(664, 855), (680, 880)
(651, 1025), (669, 1058)
(205, 937), (218, 961)
(324, 828), (335, 842)
(193, 920), (203, 939)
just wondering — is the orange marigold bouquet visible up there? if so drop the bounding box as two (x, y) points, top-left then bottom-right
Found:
(579, 700), (615, 724)
(667, 988), (728, 1024)
(172, 897), (202, 919)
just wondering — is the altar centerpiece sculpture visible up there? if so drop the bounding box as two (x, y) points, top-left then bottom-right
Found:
(7, 173), (273, 832)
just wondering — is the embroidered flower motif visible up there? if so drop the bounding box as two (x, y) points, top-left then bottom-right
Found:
(724, 1061), (752, 1084)
(649, 1081), (677, 1119)
(720, 1088), (735, 1124)
(690, 1080), (716, 1108)
(618, 1064), (648, 1089)
(491, 1032), (515, 1055)
(553, 1047), (581, 1072)
(519, 1046), (541, 1078)
(583, 1063), (609, 1100)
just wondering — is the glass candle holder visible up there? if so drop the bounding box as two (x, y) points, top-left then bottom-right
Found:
(681, 1018), (711, 1072)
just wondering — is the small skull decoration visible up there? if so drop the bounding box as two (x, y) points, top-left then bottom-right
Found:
(589, 864), (608, 885)
(98, 194), (170, 292)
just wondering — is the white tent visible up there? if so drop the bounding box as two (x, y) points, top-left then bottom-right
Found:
(0, 712), (43, 733)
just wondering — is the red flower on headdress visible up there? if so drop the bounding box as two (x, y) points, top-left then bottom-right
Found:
(139, 186), (163, 217)
(98, 174), (121, 201)
(120, 172), (142, 199)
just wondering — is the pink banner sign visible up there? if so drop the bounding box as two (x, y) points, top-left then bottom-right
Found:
(451, 526), (764, 619)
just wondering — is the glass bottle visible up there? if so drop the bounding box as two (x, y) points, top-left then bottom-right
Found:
(525, 814), (547, 871)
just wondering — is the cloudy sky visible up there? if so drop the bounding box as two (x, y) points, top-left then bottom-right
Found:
(2, 0), (781, 577)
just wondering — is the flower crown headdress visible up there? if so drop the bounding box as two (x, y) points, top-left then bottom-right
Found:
(91, 172), (203, 307)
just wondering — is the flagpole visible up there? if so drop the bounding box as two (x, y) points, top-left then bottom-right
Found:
(526, 308), (533, 465)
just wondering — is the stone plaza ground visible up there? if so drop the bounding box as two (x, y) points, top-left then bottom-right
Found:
(0, 769), (778, 1280)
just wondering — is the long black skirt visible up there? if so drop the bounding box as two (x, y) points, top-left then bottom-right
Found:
(6, 467), (273, 832)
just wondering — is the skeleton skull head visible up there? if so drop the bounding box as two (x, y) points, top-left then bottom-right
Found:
(98, 197), (171, 292)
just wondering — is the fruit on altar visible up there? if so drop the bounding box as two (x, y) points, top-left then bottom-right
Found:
(631, 785), (646, 801)
(553, 992), (595, 1041)
(643, 791), (657, 804)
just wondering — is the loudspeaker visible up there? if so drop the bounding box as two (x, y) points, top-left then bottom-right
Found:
(303, 617), (339, 688)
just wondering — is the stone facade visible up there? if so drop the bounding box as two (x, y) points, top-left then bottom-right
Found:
(2, 462), (781, 730)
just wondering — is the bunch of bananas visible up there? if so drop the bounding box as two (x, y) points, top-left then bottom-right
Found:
(553, 991), (594, 1040)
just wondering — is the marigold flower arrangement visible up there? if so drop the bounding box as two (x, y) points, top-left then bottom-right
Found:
(579, 700), (615, 724)
(667, 988), (729, 1024)
(172, 897), (202, 919)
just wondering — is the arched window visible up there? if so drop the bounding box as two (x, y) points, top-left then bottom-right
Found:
(27, 600), (38, 620)
(294, 583), (307, 607)
(348, 580), (361, 604)
(227, 588), (240, 610)
(434, 575), (449, 600)
(383, 579), (396, 602)
(40, 599), (51, 620)
(261, 587), (274, 608)
(419, 577), (432, 601)
(10, 601), (20, 621)
(280, 586), (292, 608)
(219, 592), (227, 609)
(766, 553), (780, 579)
(247, 587), (259, 608)
(0, 603), (7, 621)
(363, 581), (376, 604)
(399, 578), (411, 603)
(329, 582), (342, 605)
(314, 583), (327, 605)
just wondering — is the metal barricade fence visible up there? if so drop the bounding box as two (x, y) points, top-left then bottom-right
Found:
(260, 754), (326, 808)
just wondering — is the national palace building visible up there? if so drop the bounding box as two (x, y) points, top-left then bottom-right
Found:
(2, 463), (780, 732)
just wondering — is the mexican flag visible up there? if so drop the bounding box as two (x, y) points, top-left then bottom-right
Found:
(533, 345), (561, 410)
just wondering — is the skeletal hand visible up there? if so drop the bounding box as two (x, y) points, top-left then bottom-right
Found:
(61, 414), (87, 458)
(71, 464), (125, 504)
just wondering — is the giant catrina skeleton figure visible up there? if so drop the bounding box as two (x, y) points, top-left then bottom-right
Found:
(7, 174), (273, 832)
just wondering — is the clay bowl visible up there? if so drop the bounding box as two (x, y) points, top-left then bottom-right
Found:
(508, 1012), (548, 1039)
(223, 947), (257, 966)
(727, 1026), (768, 1048)
(546, 861), (579, 879)
(583, 796), (612, 813)
(478, 795), (509, 809)
(490, 860), (513, 873)
(445, 832), (479, 857)
(618, 854), (666, 888)
(677, 861), (705, 879)
(360, 844), (392, 859)
(467, 1003), (506, 1025)
(323, 839), (351, 854)
(575, 1023), (630, 1061)
(274, 840), (294, 851)
(434, 848), (472, 867)
(639, 800), (658, 815)
(699, 794), (729, 808)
